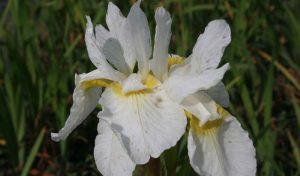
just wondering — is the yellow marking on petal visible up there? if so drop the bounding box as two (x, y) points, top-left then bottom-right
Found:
(185, 111), (193, 120)
(143, 74), (158, 90)
(110, 74), (159, 97)
(190, 116), (224, 135)
(80, 74), (159, 97)
(125, 89), (153, 96)
(167, 56), (184, 70)
(81, 79), (113, 90)
(109, 82), (123, 96)
(189, 104), (231, 135)
(216, 104), (230, 119)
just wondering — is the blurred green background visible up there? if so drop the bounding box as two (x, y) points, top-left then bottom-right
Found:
(1, 0), (300, 175)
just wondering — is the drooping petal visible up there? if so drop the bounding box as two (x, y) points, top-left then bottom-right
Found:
(151, 7), (172, 82)
(188, 116), (256, 176)
(102, 38), (131, 75)
(204, 82), (230, 107)
(94, 120), (135, 176)
(85, 16), (122, 81)
(189, 20), (231, 73)
(99, 86), (187, 164)
(127, 0), (152, 79)
(164, 63), (230, 103)
(51, 73), (102, 141)
(122, 73), (146, 94)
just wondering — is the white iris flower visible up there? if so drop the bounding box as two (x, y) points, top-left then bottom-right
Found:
(51, 1), (256, 176)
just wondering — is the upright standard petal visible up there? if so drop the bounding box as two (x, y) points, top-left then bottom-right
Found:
(85, 16), (122, 81)
(94, 120), (135, 176)
(164, 63), (230, 103)
(99, 86), (187, 164)
(106, 2), (126, 37)
(127, 0), (152, 79)
(102, 38), (131, 75)
(95, 24), (111, 49)
(189, 20), (231, 73)
(203, 82), (230, 107)
(51, 73), (101, 141)
(106, 2), (136, 70)
(188, 115), (256, 176)
(151, 7), (172, 82)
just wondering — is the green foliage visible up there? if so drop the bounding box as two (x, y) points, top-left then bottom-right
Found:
(0, 0), (299, 175)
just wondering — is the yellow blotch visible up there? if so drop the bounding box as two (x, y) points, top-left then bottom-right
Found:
(80, 74), (159, 96)
(167, 56), (184, 70)
(188, 104), (231, 135)
(123, 74), (158, 96)
(190, 116), (224, 135)
(80, 79), (113, 90)
(109, 82), (123, 96)
(185, 111), (193, 120)
(111, 74), (159, 97)
(216, 104), (230, 118)
(143, 74), (158, 89)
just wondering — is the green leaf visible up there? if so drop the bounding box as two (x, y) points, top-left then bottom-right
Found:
(20, 128), (45, 176)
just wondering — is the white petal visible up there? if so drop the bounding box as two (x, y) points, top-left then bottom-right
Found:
(79, 69), (124, 83)
(95, 23), (132, 75)
(106, 2), (126, 37)
(188, 116), (257, 176)
(106, 2), (136, 70)
(190, 20), (231, 73)
(97, 3), (136, 70)
(94, 120), (135, 176)
(151, 7), (172, 82)
(127, 0), (152, 79)
(99, 86), (187, 164)
(168, 57), (191, 77)
(164, 63), (230, 103)
(102, 38), (131, 75)
(122, 73), (146, 94)
(182, 92), (219, 126)
(204, 82), (230, 107)
(85, 16), (122, 81)
(119, 26), (137, 70)
(51, 74), (101, 141)
(95, 24), (111, 48)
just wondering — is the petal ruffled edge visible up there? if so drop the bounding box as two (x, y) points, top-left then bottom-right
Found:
(189, 19), (231, 73)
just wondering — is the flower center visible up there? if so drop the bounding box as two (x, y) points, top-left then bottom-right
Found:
(188, 104), (230, 135)
(112, 74), (158, 96)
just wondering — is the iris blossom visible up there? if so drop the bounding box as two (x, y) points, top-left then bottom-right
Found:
(51, 1), (256, 176)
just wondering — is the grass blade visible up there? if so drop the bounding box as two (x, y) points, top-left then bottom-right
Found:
(20, 128), (45, 176)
